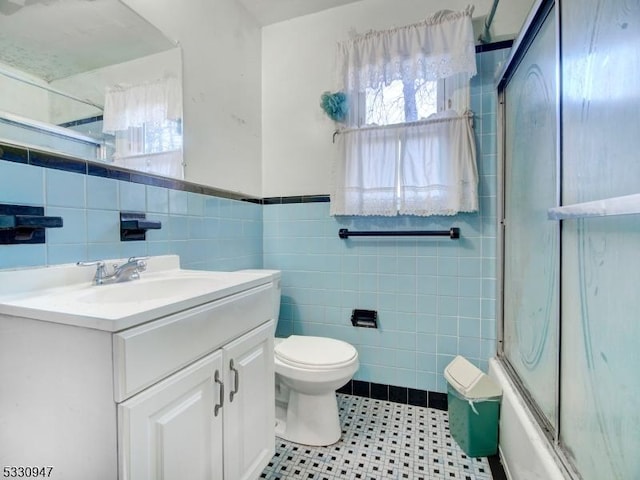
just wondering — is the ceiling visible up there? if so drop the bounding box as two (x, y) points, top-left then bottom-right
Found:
(0, 0), (176, 81)
(237, 0), (364, 26)
(0, 0), (361, 81)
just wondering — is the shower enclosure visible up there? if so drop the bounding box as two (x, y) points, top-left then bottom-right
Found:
(498, 0), (640, 479)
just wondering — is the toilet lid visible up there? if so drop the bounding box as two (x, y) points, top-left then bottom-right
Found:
(275, 336), (357, 368)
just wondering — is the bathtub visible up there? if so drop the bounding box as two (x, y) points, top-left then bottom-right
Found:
(488, 358), (568, 480)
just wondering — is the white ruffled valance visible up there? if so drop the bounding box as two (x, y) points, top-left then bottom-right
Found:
(102, 76), (181, 133)
(330, 6), (478, 217)
(336, 5), (477, 94)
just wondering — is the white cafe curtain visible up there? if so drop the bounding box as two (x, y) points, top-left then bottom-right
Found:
(102, 76), (181, 134)
(330, 6), (478, 216)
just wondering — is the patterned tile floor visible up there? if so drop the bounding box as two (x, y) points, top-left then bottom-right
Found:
(261, 394), (495, 480)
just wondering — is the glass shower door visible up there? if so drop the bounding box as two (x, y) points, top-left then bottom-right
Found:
(502, 6), (559, 430)
(560, 0), (640, 477)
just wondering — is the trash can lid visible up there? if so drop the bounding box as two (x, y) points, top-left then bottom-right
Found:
(444, 355), (502, 399)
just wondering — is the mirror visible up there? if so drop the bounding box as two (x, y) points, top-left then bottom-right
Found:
(0, 0), (184, 179)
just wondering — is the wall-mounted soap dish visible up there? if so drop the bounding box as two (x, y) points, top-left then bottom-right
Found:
(0, 204), (63, 244)
(120, 212), (162, 241)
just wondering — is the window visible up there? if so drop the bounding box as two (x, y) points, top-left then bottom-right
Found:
(364, 79), (442, 126)
(103, 76), (183, 178)
(330, 7), (478, 217)
(114, 119), (183, 158)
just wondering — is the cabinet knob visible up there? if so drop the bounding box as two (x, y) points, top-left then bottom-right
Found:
(230, 359), (240, 402)
(214, 370), (224, 416)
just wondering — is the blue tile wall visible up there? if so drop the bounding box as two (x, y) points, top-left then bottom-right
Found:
(0, 161), (44, 205)
(263, 48), (509, 393)
(0, 166), (263, 271)
(0, 46), (508, 396)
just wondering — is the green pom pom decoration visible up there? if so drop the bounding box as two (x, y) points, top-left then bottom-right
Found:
(320, 91), (348, 123)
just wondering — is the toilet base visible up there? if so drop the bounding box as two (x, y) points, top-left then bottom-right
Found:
(275, 390), (341, 446)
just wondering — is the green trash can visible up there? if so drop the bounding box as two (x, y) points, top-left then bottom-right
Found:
(444, 355), (502, 458)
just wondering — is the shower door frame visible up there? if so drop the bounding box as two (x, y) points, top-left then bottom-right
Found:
(496, 0), (578, 478)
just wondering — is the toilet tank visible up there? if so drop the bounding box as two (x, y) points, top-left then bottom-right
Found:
(237, 269), (281, 326)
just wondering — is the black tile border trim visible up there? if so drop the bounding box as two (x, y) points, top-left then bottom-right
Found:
(0, 144), (28, 165)
(263, 195), (330, 205)
(488, 454), (508, 480)
(338, 380), (448, 411)
(29, 150), (87, 174)
(0, 140), (327, 205)
(0, 141), (261, 203)
(475, 39), (514, 53)
(57, 115), (104, 128)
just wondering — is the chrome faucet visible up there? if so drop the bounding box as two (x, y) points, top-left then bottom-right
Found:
(77, 257), (148, 285)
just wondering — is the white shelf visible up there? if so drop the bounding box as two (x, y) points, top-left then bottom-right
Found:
(548, 193), (640, 220)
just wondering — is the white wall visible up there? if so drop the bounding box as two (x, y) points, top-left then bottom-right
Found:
(261, 0), (535, 197)
(123, 0), (263, 196)
(0, 63), (51, 123)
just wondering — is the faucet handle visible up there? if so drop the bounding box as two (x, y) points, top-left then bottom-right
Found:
(77, 260), (105, 268)
(77, 260), (108, 284)
(128, 256), (148, 271)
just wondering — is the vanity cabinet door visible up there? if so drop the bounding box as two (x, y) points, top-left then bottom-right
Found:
(118, 350), (225, 480)
(223, 320), (275, 480)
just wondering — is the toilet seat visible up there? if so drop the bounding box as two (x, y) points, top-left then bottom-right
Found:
(275, 336), (357, 370)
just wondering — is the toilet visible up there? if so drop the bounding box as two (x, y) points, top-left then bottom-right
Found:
(274, 334), (359, 446)
(240, 269), (359, 446)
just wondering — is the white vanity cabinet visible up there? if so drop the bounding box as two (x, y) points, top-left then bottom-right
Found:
(0, 261), (276, 480)
(118, 321), (274, 480)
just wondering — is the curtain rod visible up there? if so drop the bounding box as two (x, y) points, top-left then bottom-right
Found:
(332, 111), (473, 142)
(479, 0), (500, 43)
(338, 228), (460, 239)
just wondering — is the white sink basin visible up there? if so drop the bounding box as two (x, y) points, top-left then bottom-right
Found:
(0, 255), (274, 332)
(76, 275), (235, 304)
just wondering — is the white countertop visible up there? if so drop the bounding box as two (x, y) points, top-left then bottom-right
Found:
(0, 255), (274, 332)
